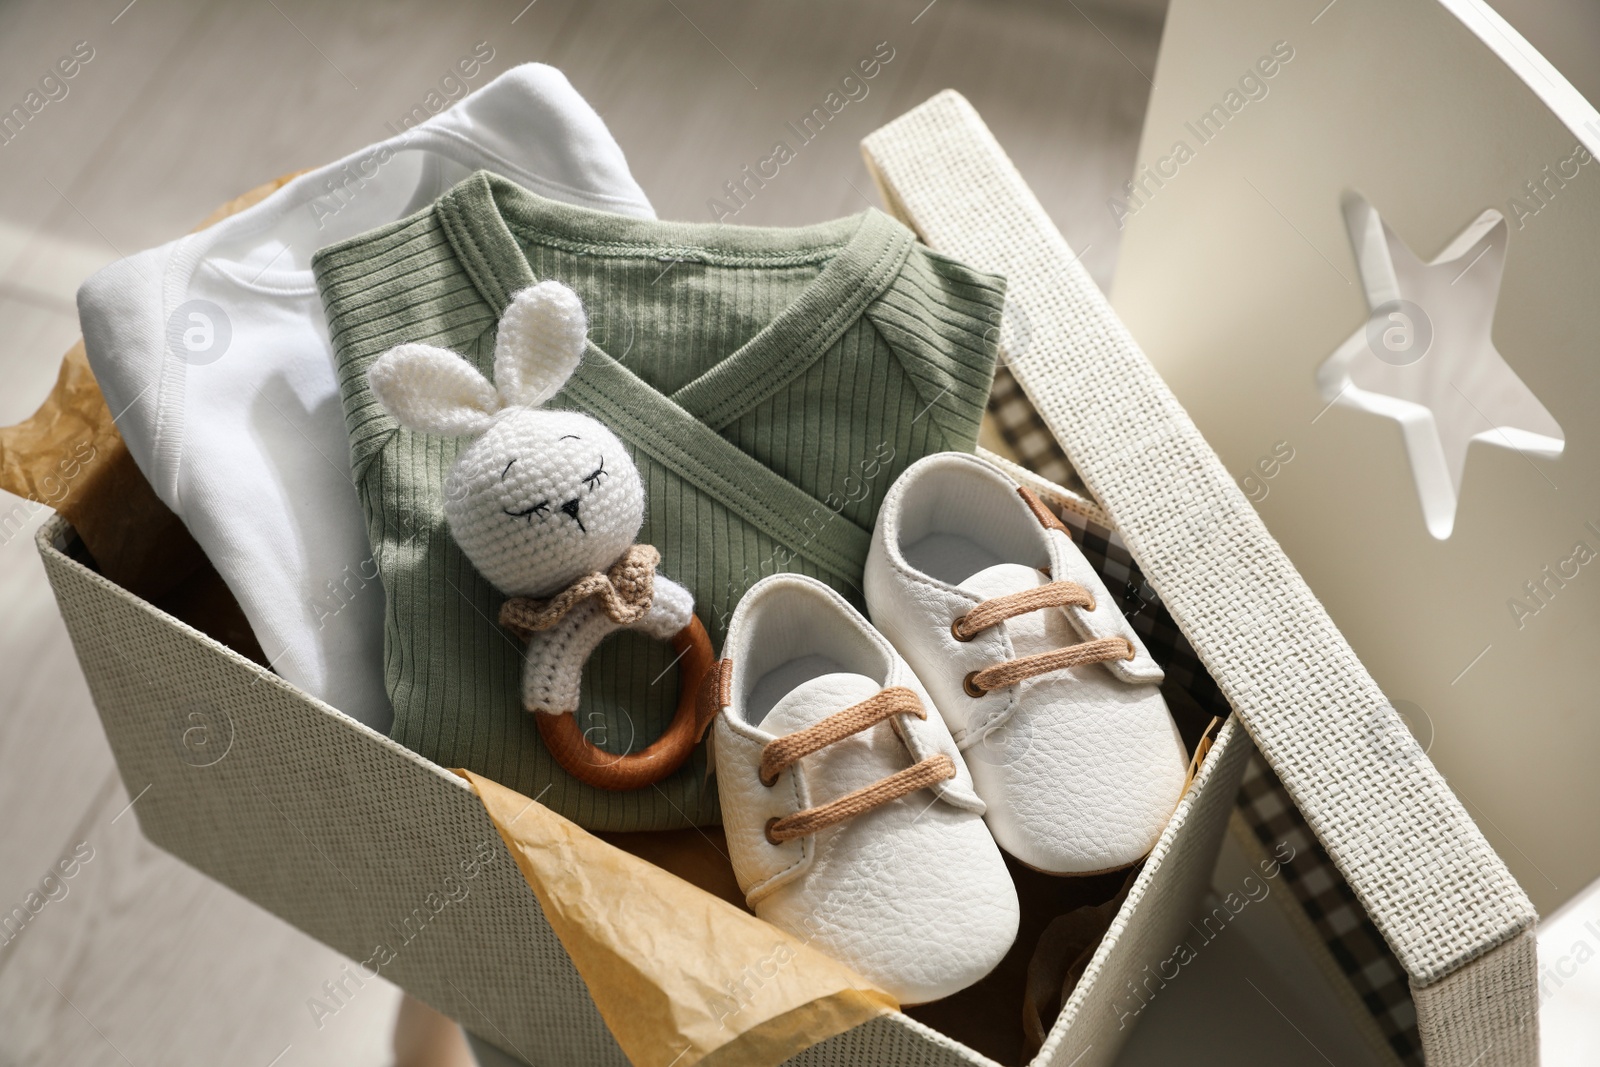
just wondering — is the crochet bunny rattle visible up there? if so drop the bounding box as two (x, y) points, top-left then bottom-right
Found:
(367, 280), (714, 791)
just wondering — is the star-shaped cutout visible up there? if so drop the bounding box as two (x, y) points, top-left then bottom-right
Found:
(1317, 194), (1562, 539)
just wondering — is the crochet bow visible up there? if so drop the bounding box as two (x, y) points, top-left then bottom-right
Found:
(499, 543), (661, 639)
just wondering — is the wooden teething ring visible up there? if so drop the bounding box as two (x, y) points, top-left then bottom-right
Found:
(535, 615), (717, 791)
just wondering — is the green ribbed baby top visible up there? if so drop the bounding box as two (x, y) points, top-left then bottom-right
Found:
(314, 171), (1004, 831)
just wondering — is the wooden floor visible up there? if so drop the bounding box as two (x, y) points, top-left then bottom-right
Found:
(0, 0), (1590, 1064)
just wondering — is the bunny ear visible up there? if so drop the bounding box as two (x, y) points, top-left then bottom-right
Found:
(494, 281), (588, 408)
(368, 343), (499, 437)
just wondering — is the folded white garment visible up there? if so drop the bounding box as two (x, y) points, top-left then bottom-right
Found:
(78, 64), (654, 730)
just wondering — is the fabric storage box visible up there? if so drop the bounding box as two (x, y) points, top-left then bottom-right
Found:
(35, 91), (1537, 1067)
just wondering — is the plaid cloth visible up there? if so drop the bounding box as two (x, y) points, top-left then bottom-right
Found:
(994, 384), (1423, 1066)
(988, 365), (1087, 497)
(1238, 755), (1421, 1064)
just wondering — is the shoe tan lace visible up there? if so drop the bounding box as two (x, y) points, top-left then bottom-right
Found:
(951, 580), (1135, 696)
(760, 685), (956, 843)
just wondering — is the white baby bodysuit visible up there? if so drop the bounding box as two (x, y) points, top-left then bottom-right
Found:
(78, 64), (655, 731)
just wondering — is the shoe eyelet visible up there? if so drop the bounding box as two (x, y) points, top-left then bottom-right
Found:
(963, 671), (986, 698)
(1123, 637), (1137, 661)
(764, 817), (783, 845)
(1085, 595), (1098, 612)
(759, 769), (778, 788)
(950, 617), (974, 643)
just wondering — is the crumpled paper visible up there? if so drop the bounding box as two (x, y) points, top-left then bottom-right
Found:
(0, 339), (199, 597)
(459, 770), (897, 1067)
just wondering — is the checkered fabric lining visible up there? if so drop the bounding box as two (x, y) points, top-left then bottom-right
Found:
(997, 387), (1424, 1066)
(988, 365), (1088, 497)
(1237, 755), (1422, 1064)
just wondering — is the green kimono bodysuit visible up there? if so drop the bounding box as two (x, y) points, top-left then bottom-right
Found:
(314, 171), (1003, 830)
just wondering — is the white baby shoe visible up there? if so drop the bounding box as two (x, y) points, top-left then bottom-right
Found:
(864, 452), (1188, 876)
(710, 573), (1018, 1004)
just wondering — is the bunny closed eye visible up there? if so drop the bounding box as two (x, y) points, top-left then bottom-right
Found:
(503, 497), (551, 521)
(499, 455), (549, 522)
(553, 435), (607, 489)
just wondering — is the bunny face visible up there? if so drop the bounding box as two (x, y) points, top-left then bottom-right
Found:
(368, 280), (648, 598)
(445, 408), (644, 596)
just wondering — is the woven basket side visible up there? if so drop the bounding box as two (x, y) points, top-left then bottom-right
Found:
(1038, 717), (1253, 1067)
(35, 516), (628, 1067)
(859, 91), (1536, 992)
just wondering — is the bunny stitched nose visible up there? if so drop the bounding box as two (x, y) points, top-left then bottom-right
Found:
(560, 497), (586, 532)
